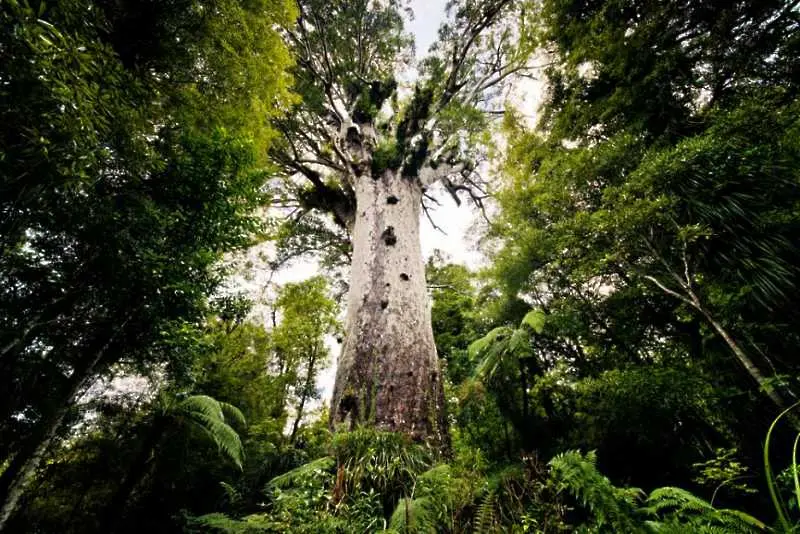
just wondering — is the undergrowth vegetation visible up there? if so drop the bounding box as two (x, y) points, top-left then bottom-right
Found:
(187, 429), (771, 533)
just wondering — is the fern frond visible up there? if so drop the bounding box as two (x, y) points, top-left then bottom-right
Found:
(471, 327), (513, 381)
(183, 410), (245, 468)
(220, 401), (247, 428)
(177, 395), (245, 469)
(715, 509), (767, 531)
(646, 486), (713, 514)
(644, 486), (765, 533)
(468, 327), (511, 359)
(474, 489), (496, 534)
(548, 450), (643, 532)
(267, 456), (335, 489)
(521, 309), (546, 333)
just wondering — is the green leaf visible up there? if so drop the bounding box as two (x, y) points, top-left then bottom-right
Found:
(468, 327), (511, 360)
(520, 309), (546, 333)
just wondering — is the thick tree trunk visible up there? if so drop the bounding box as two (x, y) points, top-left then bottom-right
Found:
(330, 170), (447, 445)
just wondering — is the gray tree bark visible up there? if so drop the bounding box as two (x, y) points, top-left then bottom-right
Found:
(330, 169), (447, 445)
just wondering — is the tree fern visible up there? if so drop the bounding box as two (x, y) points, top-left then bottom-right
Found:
(176, 395), (246, 469)
(470, 309), (546, 381)
(469, 326), (513, 380)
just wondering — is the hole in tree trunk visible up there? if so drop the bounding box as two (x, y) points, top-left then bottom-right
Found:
(338, 395), (359, 430)
(380, 299), (389, 309)
(346, 126), (360, 144)
(386, 195), (399, 204)
(400, 273), (409, 281)
(382, 226), (397, 246)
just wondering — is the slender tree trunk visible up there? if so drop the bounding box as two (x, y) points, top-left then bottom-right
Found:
(697, 307), (791, 411)
(0, 364), (93, 531)
(0, 330), (119, 532)
(290, 349), (317, 443)
(330, 170), (447, 445)
(643, 255), (799, 429)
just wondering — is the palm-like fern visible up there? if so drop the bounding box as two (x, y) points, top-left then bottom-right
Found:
(167, 394), (247, 469)
(470, 309), (546, 381)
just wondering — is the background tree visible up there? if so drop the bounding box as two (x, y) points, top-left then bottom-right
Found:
(484, 0), (800, 509)
(271, 278), (339, 443)
(0, 0), (295, 527)
(7, 276), (338, 533)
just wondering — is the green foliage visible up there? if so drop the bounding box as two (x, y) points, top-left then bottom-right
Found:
(372, 138), (403, 175)
(549, 450), (643, 532)
(643, 486), (766, 533)
(549, 451), (766, 534)
(167, 394), (247, 470)
(332, 428), (432, 502)
(764, 402), (800, 532)
(388, 497), (436, 533)
(487, 0), (800, 512)
(427, 255), (484, 384)
(693, 448), (758, 500)
(267, 456), (336, 490)
(469, 308), (546, 381)
(0, 0), (295, 525)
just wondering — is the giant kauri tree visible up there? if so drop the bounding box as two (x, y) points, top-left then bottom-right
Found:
(270, 0), (535, 443)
